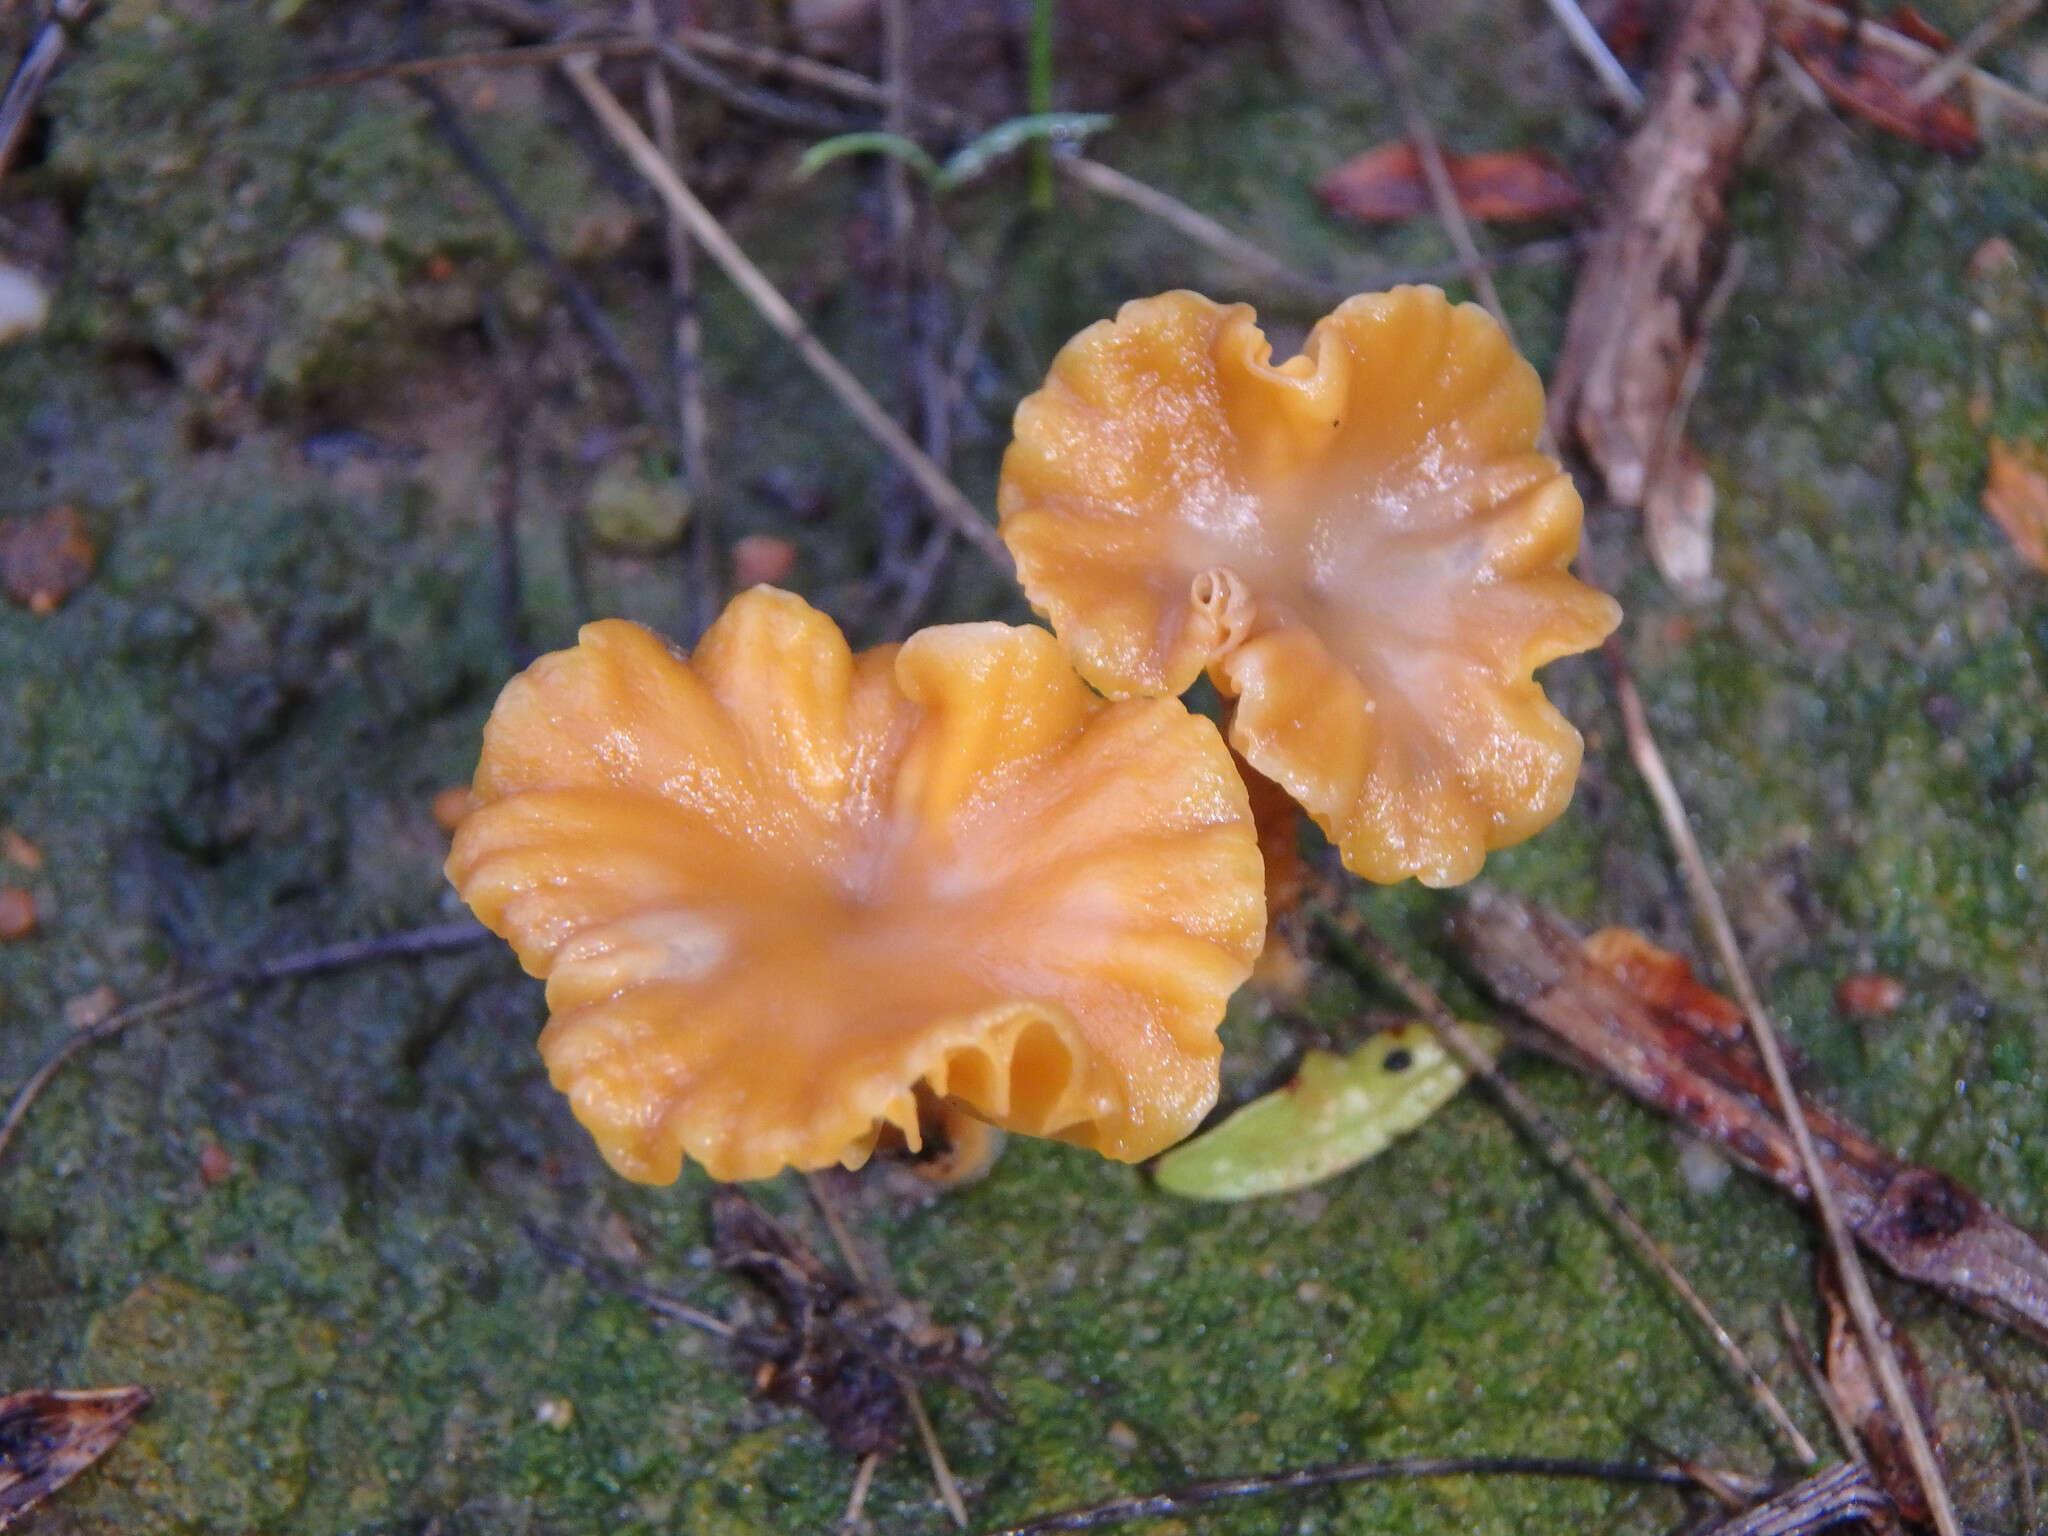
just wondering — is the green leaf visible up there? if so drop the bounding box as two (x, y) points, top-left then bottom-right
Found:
(937, 112), (1114, 190)
(1154, 1021), (1502, 1201)
(793, 132), (942, 186)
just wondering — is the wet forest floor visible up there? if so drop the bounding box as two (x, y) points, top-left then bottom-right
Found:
(2, 0), (2047, 1532)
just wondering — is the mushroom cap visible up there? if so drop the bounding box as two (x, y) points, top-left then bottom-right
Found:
(999, 287), (1622, 887)
(446, 588), (1266, 1183)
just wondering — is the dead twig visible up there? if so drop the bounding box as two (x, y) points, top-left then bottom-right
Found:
(561, 56), (1011, 573)
(1909, 0), (2043, 104)
(1314, 885), (1819, 1466)
(633, 0), (717, 642)
(0, 921), (488, 1170)
(521, 1220), (736, 1337)
(0, 0), (93, 185)
(1538, 0), (1646, 114)
(413, 77), (665, 427)
(1604, 645), (1962, 1536)
(1551, 0), (1767, 569)
(1056, 156), (1348, 302)
(1356, 0), (1513, 338)
(976, 1454), (1753, 1535)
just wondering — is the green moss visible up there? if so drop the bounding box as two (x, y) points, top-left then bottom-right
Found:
(4, 4), (2048, 1532)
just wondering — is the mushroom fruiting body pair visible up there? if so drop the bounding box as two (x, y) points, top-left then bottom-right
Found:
(447, 286), (1619, 1185)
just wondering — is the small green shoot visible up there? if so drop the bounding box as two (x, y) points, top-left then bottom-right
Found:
(795, 113), (1113, 196)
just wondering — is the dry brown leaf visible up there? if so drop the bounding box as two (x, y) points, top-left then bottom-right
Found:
(0, 505), (96, 615)
(1984, 439), (2048, 572)
(0, 1386), (152, 1529)
(1317, 142), (1583, 223)
(1781, 18), (1979, 156)
(1819, 1258), (1946, 1524)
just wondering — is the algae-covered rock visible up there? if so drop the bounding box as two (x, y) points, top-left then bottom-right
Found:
(76, 1277), (338, 1532)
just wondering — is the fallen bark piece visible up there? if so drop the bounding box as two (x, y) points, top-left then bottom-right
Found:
(0, 1386), (152, 1529)
(1818, 1257), (1947, 1524)
(1984, 438), (2048, 572)
(1318, 142), (1584, 223)
(1454, 888), (2048, 1346)
(1549, 0), (1767, 588)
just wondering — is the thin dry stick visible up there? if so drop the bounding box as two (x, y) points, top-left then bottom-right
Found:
(294, 33), (960, 123)
(804, 1171), (969, 1529)
(903, 1376), (971, 1528)
(1909, 0), (2042, 104)
(1775, 0), (2048, 123)
(840, 1449), (883, 1533)
(0, 0), (92, 184)
(1315, 890), (1818, 1466)
(976, 1454), (1743, 1536)
(1536, 0), (1646, 114)
(415, 76), (666, 426)
(0, 922), (488, 1169)
(1606, 648), (1960, 1536)
(1776, 1302), (1868, 1466)
(1056, 156), (1348, 301)
(521, 1220), (737, 1338)
(562, 57), (1012, 574)
(1357, 0), (1513, 340)
(634, 0), (717, 641)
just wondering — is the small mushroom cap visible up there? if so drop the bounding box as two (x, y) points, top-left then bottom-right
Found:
(999, 287), (1622, 887)
(446, 588), (1265, 1184)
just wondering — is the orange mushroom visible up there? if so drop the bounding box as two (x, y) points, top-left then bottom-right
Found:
(999, 286), (1622, 887)
(446, 588), (1265, 1184)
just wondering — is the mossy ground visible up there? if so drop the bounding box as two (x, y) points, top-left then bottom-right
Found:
(2, 2), (2045, 1532)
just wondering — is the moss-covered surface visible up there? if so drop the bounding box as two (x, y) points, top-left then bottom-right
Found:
(2, 2), (2046, 1532)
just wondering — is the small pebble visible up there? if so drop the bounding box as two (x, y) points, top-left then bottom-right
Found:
(731, 534), (798, 587)
(432, 785), (476, 832)
(64, 985), (119, 1030)
(1676, 1135), (1732, 1196)
(534, 1397), (575, 1430)
(0, 261), (49, 346)
(0, 886), (36, 941)
(1105, 1420), (1139, 1452)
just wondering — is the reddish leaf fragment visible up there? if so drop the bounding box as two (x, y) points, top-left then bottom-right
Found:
(0, 888), (34, 943)
(1318, 142), (1584, 224)
(1818, 1258), (1946, 1523)
(0, 1386), (152, 1529)
(1984, 439), (2048, 573)
(1781, 20), (1978, 156)
(1881, 4), (1952, 51)
(0, 505), (96, 615)
(1584, 927), (1749, 1044)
